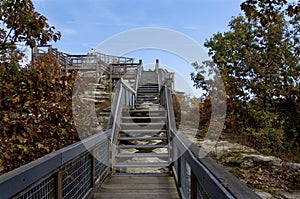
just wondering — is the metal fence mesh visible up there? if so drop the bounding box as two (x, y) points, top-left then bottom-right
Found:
(7, 133), (111, 199)
(95, 141), (109, 181)
(15, 176), (55, 199)
(181, 156), (191, 198)
(62, 152), (92, 199)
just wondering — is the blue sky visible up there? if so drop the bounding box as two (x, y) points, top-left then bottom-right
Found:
(32, 0), (244, 96)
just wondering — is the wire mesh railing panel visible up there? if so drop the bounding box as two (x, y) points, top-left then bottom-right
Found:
(15, 176), (55, 199)
(94, 141), (109, 180)
(180, 156), (187, 197)
(62, 152), (92, 199)
(181, 156), (191, 199)
(0, 131), (112, 199)
(173, 143), (179, 175)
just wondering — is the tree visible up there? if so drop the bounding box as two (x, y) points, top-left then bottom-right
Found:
(0, 0), (61, 65)
(0, 0), (79, 175)
(0, 53), (80, 175)
(191, 0), (300, 159)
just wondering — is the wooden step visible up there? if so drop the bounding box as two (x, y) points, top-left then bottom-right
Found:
(137, 93), (159, 95)
(116, 153), (169, 158)
(134, 104), (161, 108)
(93, 176), (180, 199)
(138, 85), (159, 87)
(138, 88), (159, 90)
(120, 122), (166, 126)
(118, 136), (167, 141)
(92, 91), (111, 95)
(137, 98), (159, 102)
(114, 162), (169, 168)
(120, 127), (166, 131)
(137, 91), (159, 94)
(137, 94), (159, 97)
(83, 95), (110, 99)
(111, 173), (171, 177)
(117, 145), (168, 149)
(122, 116), (166, 120)
(138, 88), (158, 90)
(119, 129), (167, 134)
(136, 101), (160, 105)
(121, 118), (165, 123)
(137, 98), (159, 101)
(123, 108), (164, 111)
(124, 109), (165, 114)
(81, 98), (105, 103)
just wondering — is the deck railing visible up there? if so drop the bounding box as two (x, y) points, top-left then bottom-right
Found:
(0, 131), (111, 199)
(32, 46), (134, 71)
(134, 61), (143, 101)
(160, 85), (260, 199)
(96, 53), (134, 64)
(158, 68), (174, 90)
(108, 78), (136, 170)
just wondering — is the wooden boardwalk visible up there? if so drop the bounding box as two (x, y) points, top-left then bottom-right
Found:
(93, 176), (180, 199)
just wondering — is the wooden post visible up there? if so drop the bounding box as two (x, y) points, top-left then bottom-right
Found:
(55, 170), (63, 199)
(178, 156), (182, 188)
(191, 171), (197, 199)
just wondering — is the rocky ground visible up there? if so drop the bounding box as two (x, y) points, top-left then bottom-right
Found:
(203, 140), (300, 199)
(181, 129), (300, 199)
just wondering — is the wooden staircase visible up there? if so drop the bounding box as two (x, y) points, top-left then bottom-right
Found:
(80, 75), (111, 130)
(114, 83), (170, 175)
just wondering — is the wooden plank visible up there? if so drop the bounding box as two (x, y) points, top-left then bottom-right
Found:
(117, 145), (168, 149)
(118, 136), (167, 141)
(93, 192), (179, 199)
(114, 162), (169, 168)
(106, 176), (174, 183)
(93, 176), (180, 199)
(120, 130), (167, 134)
(116, 153), (169, 158)
(101, 183), (176, 189)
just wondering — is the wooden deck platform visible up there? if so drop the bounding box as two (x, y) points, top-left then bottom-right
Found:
(93, 176), (180, 199)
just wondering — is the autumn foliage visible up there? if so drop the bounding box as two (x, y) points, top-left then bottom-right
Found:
(0, 54), (80, 175)
(0, 0), (77, 175)
(191, 0), (300, 161)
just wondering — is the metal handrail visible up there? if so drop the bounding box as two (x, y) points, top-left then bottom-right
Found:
(160, 84), (260, 199)
(0, 130), (112, 199)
